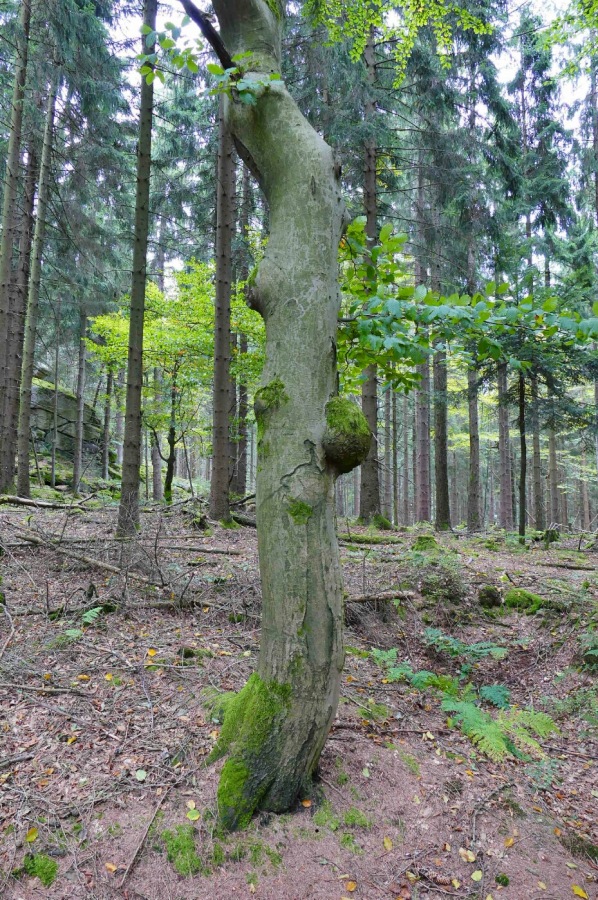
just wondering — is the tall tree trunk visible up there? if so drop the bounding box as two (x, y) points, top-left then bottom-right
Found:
(72, 309), (87, 495)
(548, 417), (560, 526)
(415, 359), (431, 522)
(359, 28), (380, 522)
(0, 144), (38, 493)
(231, 165), (252, 497)
(102, 370), (113, 481)
(382, 387), (392, 520)
(497, 362), (513, 530)
(467, 367), (482, 530)
(392, 388), (399, 525)
(163, 379), (177, 504)
(433, 348), (450, 530)
(16, 82), (58, 498)
(210, 94), (234, 520)
(0, 0), (32, 445)
(116, 0), (157, 536)
(194, 0), (370, 830)
(151, 369), (163, 501)
(402, 394), (409, 524)
(518, 373), (527, 538)
(531, 373), (545, 530)
(51, 297), (60, 488)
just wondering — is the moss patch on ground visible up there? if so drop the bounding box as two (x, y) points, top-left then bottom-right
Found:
(504, 588), (546, 614)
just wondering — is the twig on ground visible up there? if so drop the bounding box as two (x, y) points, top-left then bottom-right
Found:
(0, 602), (15, 663)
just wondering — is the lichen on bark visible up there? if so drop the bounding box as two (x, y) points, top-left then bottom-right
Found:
(323, 396), (371, 474)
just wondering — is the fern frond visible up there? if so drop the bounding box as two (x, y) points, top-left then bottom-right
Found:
(480, 683), (511, 709)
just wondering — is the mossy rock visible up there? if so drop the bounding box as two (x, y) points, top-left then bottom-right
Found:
(322, 397), (371, 474)
(412, 535), (438, 551)
(478, 585), (502, 608)
(504, 588), (545, 614)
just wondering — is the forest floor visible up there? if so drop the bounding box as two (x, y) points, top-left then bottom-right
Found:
(0, 498), (597, 900)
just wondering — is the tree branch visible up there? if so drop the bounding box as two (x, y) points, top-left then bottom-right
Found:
(179, 0), (234, 69)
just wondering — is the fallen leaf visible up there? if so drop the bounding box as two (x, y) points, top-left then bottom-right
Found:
(77, 674), (90, 681)
(66, 735), (77, 745)
(105, 673), (113, 681)
(566, 863), (578, 869)
(345, 881), (357, 892)
(572, 887), (588, 899)
(135, 769), (147, 782)
(504, 836), (515, 848)
(538, 882), (547, 890)
(405, 871), (417, 883)
(443, 842), (451, 852)
(25, 827), (38, 843)
(384, 836), (393, 851)
(451, 879), (461, 888)
(147, 648), (157, 657)
(105, 862), (117, 873)
(249, 884), (256, 894)
(459, 848), (476, 863)
(471, 870), (483, 882)
(186, 809), (200, 821)
(554, 827), (562, 837)
(362, 767), (370, 778)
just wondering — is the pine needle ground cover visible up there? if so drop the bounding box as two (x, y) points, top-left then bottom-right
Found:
(0, 506), (596, 899)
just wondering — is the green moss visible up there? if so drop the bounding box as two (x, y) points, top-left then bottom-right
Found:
(287, 497), (312, 525)
(343, 807), (372, 828)
(162, 825), (203, 876)
(504, 588), (545, 614)
(371, 513), (393, 531)
(254, 378), (288, 443)
(212, 842), (225, 866)
(412, 535), (438, 551)
(313, 799), (340, 831)
(22, 853), (58, 887)
(558, 831), (598, 862)
(339, 832), (362, 854)
(323, 396), (371, 474)
(212, 673), (292, 831)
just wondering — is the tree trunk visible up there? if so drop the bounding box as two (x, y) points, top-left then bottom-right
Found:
(151, 369), (163, 501)
(17, 82), (58, 498)
(518, 372), (527, 538)
(116, 0), (157, 536)
(415, 359), (431, 522)
(200, 0), (369, 830)
(0, 0), (32, 446)
(467, 366), (482, 530)
(72, 310), (87, 495)
(0, 143), (38, 493)
(231, 165), (252, 497)
(359, 29), (380, 523)
(210, 94), (235, 521)
(163, 377), (177, 503)
(530, 373), (544, 530)
(433, 348), (450, 530)
(402, 394), (409, 524)
(548, 417), (560, 526)
(102, 370), (113, 481)
(382, 387), (392, 520)
(392, 388), (399, 525)
(497, 362), (513, 530)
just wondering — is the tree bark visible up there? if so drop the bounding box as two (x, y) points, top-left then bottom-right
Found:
(0, 0), (32, 445)
(434, 348), (450, 529)
(530, 373), (545, 530)
(548, 416), (560, 526)
(467, 366), (482, 530)
(497, 362), (513, 530)
(102, 370), (113, 481)
(0, 144), (38, 493)
(359, 29), (380, 523)
(17, 82), (58, 498)
(201, 0), (368, 831)
(72, 310), (87, 495)
(402, 394), (410, 524)
(117, 0), (157, 536)
(518, 372), (527, 538)
(210, 94), (235, 520)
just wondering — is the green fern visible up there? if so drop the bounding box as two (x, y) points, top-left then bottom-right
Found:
(442, 699), (558, 761)
(480, 683), (511, 708)
(81, 606), (103, 625)
(424, 627), (508, 660)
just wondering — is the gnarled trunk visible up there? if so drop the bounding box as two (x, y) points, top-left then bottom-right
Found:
(204, 0), (369, 831)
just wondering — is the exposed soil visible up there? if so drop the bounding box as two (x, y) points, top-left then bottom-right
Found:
(1, 501), (596, 900)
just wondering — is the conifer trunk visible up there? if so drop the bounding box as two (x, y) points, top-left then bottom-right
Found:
(0, 0), (32, 449)
(0, 144), (37, 493)
(72, 310), (87, 495)
(198, 0), (369, 830)
(17, 82), (58, 498)
(359, 29), (380, 523)
(210, 94), (234, 521)
(497, 362), (513, 530)
(116, 0), (157, 535)
(518, 373), (527, 538)
(531, 373), (545, 530)
(102, 370), (113, 481)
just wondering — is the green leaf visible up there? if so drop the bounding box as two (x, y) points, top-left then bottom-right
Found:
(186, 808), (201, 821)
(207, 62), (224, 75)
